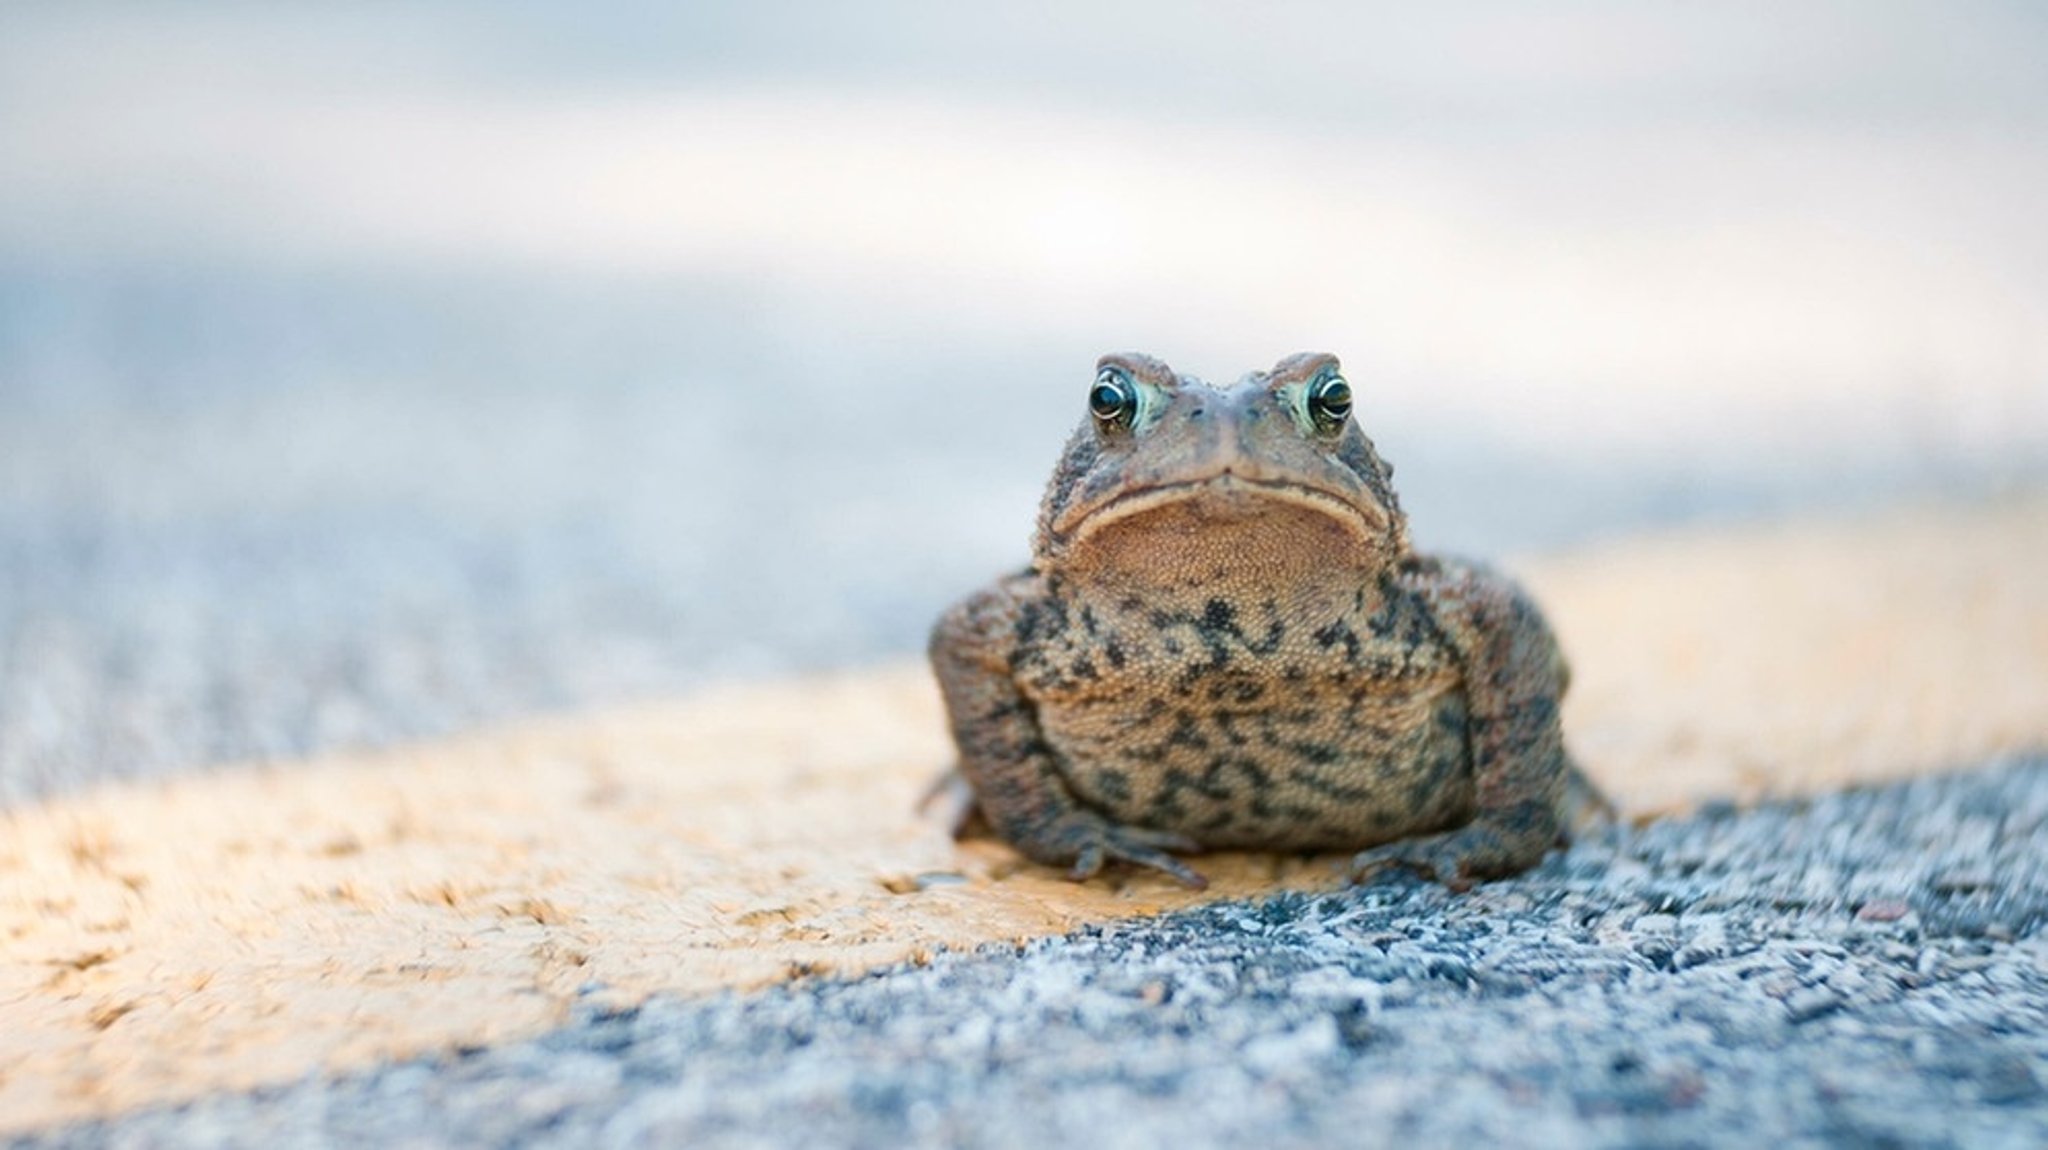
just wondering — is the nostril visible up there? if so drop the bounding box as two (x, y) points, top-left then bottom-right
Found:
(1190, 406), (1205, 418)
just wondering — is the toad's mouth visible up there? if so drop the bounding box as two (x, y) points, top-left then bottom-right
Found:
(1065, 474), (1388, 545)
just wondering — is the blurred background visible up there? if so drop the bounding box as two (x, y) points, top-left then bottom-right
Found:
(2, 1), (2045, 801)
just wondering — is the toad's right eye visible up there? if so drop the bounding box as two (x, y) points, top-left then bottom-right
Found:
(1089, 370), (1137, 427)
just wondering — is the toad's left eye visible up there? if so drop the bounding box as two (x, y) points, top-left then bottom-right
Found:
(1308, 372), (1352, 426)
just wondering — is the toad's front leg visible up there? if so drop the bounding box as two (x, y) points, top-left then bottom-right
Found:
(1352, 561), (1594, 889)
(929, 581), (1206, 889)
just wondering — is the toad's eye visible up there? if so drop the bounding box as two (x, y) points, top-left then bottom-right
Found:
(1308, 371), (1352, 427)
(1089, 369), (1137, 427)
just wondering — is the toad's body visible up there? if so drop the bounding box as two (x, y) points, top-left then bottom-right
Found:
(930, 353), (1606, 888)
(1003, 510), (1478, 853)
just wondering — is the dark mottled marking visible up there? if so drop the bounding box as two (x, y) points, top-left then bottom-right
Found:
(1251, 618), (1286, 654)
(1044, 597), (1070, 636)
(1251, 716), (1344, 766)
(1092, 769), (1132, 803)
(1189, 642), (1232, 676)
(1292, 741), (1341, 766)
(1212, 710), (1251, 747)
(1123, 742), (1169, 765)
(1404, 754), (1455, 813)
(1313, 621), (1362, 665)
(1290, 768), (1383, 804)
(1189, 769), (1233, 802)
(1205, 755), (1271, 793)
(1122, 706), (1211, 765)
(1148, 770), (1193, 821)
(1014, 602), (1045, 646)
(1202, 598), (1235, 633)
(1166, 711), (1210, 752)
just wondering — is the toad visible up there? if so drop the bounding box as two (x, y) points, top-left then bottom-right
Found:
(929, 352), (1608, 890)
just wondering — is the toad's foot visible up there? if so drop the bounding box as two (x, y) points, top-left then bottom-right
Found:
(1348, 809), (1556, 893)
(1027, 812), (1208, 889)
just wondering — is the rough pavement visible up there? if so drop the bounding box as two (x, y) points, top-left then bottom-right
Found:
(26, 758), (2048, 1149)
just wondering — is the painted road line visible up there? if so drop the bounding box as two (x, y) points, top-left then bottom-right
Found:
(3, 495), (2044, 1135)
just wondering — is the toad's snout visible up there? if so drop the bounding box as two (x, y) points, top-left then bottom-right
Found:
(1180, 388), (1284, 485)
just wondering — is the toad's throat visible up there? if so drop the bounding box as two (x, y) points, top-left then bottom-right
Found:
(1066, 475), (1387, 548)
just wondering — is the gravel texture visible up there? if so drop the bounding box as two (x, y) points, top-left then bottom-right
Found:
(29, 757), (2048, 1149)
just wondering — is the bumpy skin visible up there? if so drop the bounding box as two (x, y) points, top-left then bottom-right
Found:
(929, 352), (1608, 890)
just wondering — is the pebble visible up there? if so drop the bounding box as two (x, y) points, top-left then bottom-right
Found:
(1784, 986), (1847, 1023)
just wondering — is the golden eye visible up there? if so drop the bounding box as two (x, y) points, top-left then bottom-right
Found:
(1089, 369), (1138, 427)
(1308, 371), (1352, 427)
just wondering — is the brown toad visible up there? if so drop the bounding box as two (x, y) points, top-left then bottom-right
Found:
(929, 352), (1608, 890)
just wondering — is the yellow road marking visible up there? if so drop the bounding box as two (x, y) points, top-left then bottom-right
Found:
(3, 495), (2044, 1134)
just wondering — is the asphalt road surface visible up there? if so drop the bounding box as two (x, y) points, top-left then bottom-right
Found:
(25, 761), (2048, 1148)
